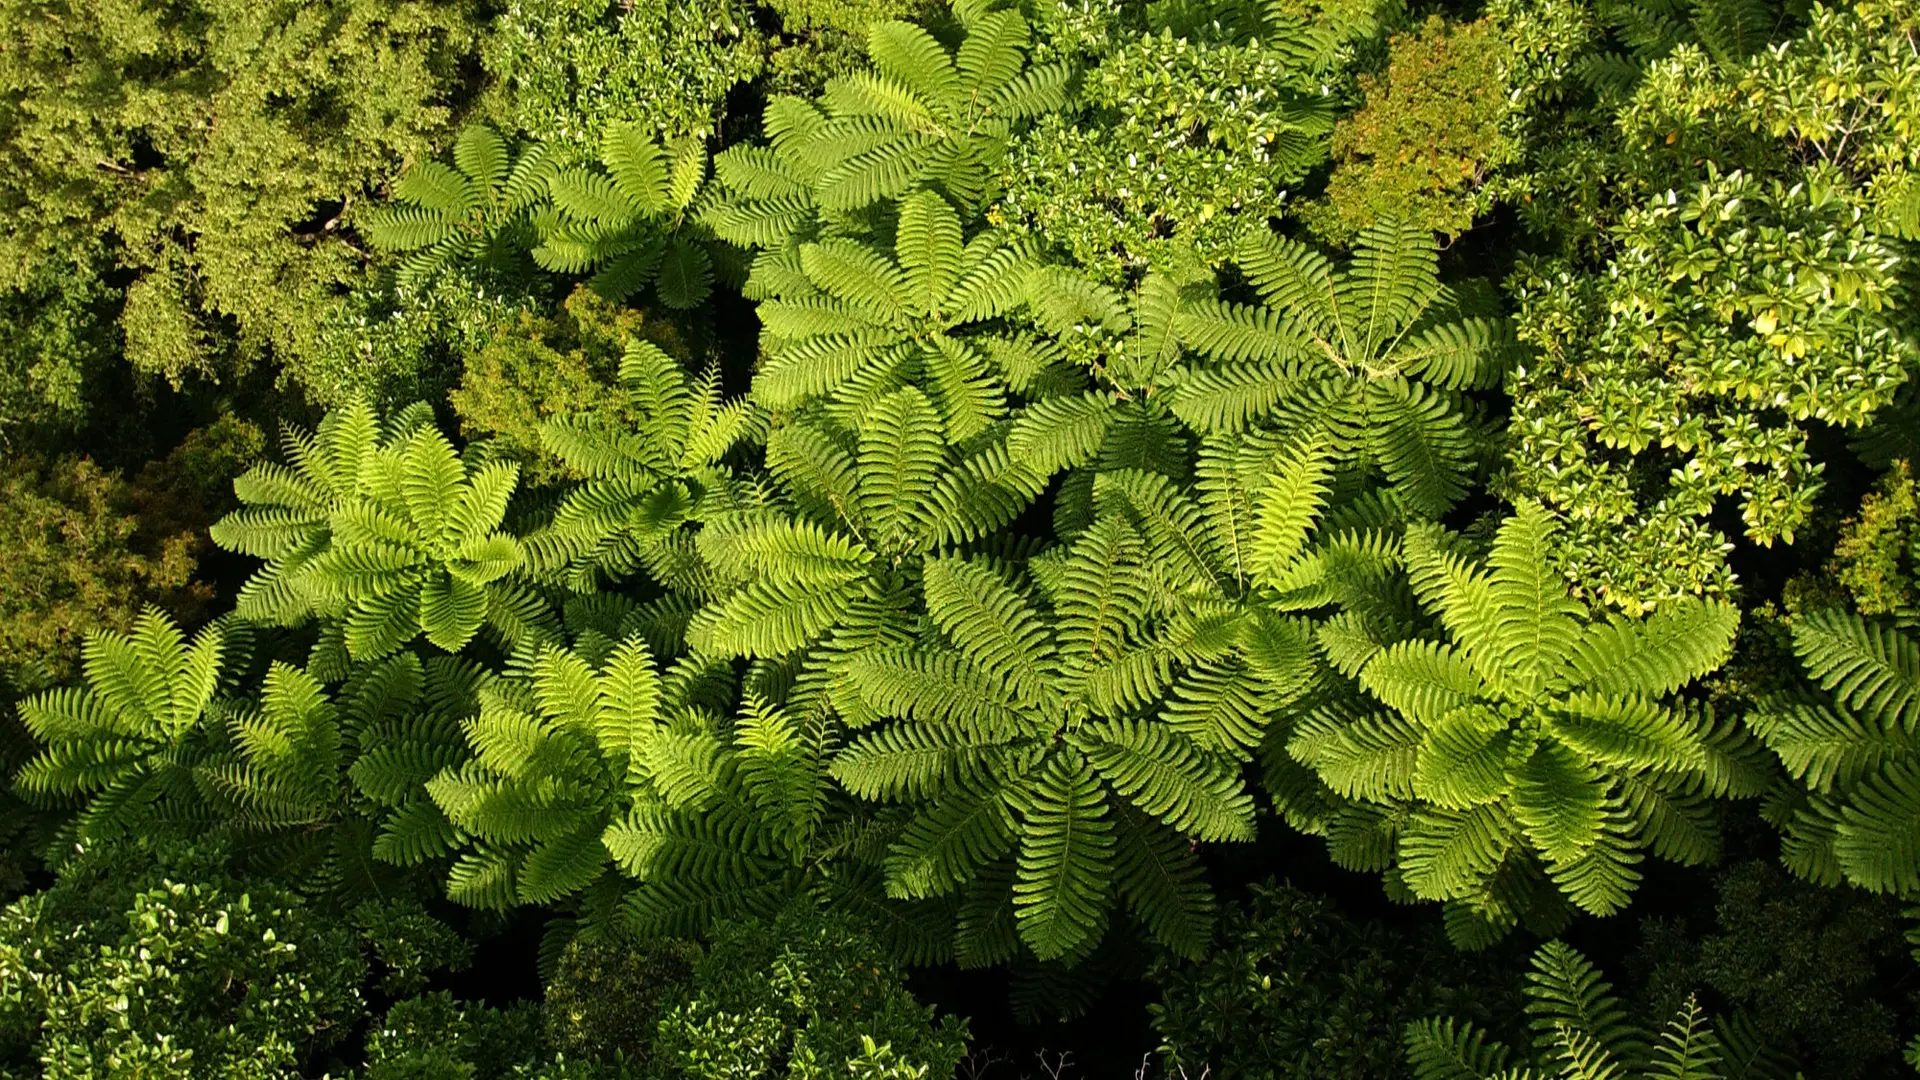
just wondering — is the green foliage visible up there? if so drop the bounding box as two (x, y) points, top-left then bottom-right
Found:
(647, 906), (970, 1079)
(1282, 502), (1760, 942)
(0, 257), (116, 446)
(298, 269), (535, 411)
(361, 992), (551, 1080)
(12, 608), (493, 898)
(1748, 609), (1920, 896)
(358, 909), (964, 1080)
(0, 0), (480, 386)
(533, 128), (728, 308)
(1311, 17), (1521, 244)
(12, 0), (1920, 1056)
(997, 27), (1338, 283)
(746, 190), (1041, 440)
(544, 936), (700, 1064)
(427, 633), (903, 951)
(14, 611), (227, 843)
(832, 522), (1258, 961)
(707, 5), (1071, 237)
(427, 636), (665, 911)
(479, 0), (766, 156)
(1831, 461), (1920, 616)
(1148, 881), (1520, 1080)
(1495, 0), (1918, 614)
(210, 400), (531, 659)
(0, 839), (372, 1079)
(522, 337), (756, 590)
(762, 0), (939, 96)
(360, 126), (559, 288)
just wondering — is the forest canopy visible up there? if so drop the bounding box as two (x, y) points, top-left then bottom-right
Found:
(1, 0), (1917, 1075)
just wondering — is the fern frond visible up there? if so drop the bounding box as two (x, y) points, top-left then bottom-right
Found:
(1523, 941), (1647, 1067)
(1834, 760), (1920, 894)
(1403, 1017), (1514, 1080)
(1397, 804), (1516, 901)
(1108, 798), (1213, 959)
(1509, 741), (1609, 865)
(1075, 719), (1255, 841)
(1558, 600), (1740, 698)
(1412, 705), (1516, 809)
(1792, 609), (1920, 732)
(831, 718), (1013, 801)
(884, 774), (1018, 899)
(1012, 749), (1114, 961)
(1288, 702), (1422, 801)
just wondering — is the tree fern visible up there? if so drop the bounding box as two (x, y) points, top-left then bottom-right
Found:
(791, 11), (1068, 215)
(751, 190), (1042, 441)
(211, 400), (537, 660)
(522, 339), (759, 590)
(1286, 501), (1757, 934)
(359, 125), (556, 285)
(831, 508), (1257, 962)
(533, 127), (731, 307)
(1167, 218), (1517, 517)
(14, 611), (227, 844)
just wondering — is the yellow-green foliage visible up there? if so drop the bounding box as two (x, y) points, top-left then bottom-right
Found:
(0, 257), (116, 444)
(543, 937), (699, 1063)
(0, 0), (480, 384)
(450, 287), (689, 479)
(479, 0), (766, 154)
(1832, 461), (1919, 615)
(1312, 17), (1519, 243)
(0, 457), (205, 694)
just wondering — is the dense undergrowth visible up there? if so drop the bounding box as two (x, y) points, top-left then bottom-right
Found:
(1, 0), (1918, 1074)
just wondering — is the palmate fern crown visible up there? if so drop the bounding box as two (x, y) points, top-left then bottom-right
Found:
(421, 630), (855, 942)
(534, 125), (724, 308)
(210, 400), (527, 659)
(798, 6), (1071, 214)
(426, 636), (664, 909)
(830, 491), (1263, 962)
(523, 337), (760, 590)
(14, 611), (226, 841)
(359, 125), (557, 285)
(751, 189), (1040, 442)
(1167, 217), (1519, 516)
(1292, 501), (1753, 938)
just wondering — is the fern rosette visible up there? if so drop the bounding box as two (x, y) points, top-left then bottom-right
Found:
(751, 189), (1052, 441)
(427, 638), (665, 909)
(14, 612), (226, 842)
(831, 513), (1261, 963)
(359, 125), (556, 285)
(533, 126), (726, 308)
(522, 337), (758, 590)
(422, 634), (913, 949)
(212, 401), (531, 660)
(1166, 218), (1517, 517)
(806, 11), (1070, 214)
(686, 382), (1111, 675)
(1289, 502), (1760, 941)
